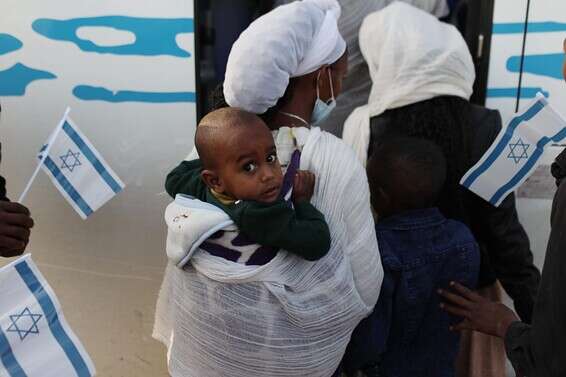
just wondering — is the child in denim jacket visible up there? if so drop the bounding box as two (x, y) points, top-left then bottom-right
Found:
(342, 137), (480, 377)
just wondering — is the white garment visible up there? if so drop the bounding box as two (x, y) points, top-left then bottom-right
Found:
(153, 127), (382, 377)
(223, 0), (346, 114)
(342, 1), (476, 165)
(275, 0), (450, 136)
(165, 196), (233, 267)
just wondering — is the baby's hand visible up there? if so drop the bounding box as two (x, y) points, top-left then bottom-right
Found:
(292, 170), (315, 203)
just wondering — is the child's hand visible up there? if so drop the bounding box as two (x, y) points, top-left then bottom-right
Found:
(292, 170), (315, 204)
(438, 282), (519, 338)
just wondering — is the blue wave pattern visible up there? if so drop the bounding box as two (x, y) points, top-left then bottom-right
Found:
(32, 16), (194, 57)
(487, 22), (565, 99)
(507, 53), (564, 80)
(0, 63), (57, 96)
(73, 85), (196, 103)
(0, 34), (23, 55)
(487, 88), (549, 99)
(493, 21), (566, 34)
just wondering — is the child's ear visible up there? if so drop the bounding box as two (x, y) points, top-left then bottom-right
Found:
(201, 170), (224, 193)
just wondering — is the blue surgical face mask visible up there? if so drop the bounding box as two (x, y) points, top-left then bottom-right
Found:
(311, 69), (337, 127)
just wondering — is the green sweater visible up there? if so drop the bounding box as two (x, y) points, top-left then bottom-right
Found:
(165, 160), (331, 261)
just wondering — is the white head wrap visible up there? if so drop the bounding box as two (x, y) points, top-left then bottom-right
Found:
(224, 0), (347, 114)
(342, 1), (476, 165)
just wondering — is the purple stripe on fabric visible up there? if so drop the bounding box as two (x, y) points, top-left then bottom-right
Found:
(246, 246), (279, 266)
(200, 241), (241, 262)
(279, 149), (301, 201)
(207, 230), (225, 240)
(231, 233), (256, 247)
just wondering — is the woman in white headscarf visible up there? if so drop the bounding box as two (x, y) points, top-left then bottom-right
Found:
(273, 0), (449, 136)
(154, 1), (382, 376)
(342, 3), (540, 377)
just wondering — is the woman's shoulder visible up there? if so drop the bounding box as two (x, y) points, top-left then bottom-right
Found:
(301, 127), (368, 181)
(467, 104), (503, 159)
(468, 104), (502, 133)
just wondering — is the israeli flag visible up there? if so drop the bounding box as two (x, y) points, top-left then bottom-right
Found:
(461, 93), (566, 206)
(38, 113), (125, 219)
(0, 255), (96, 376)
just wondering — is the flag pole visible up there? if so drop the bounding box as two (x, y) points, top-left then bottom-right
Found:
(18, 107), (71, 204)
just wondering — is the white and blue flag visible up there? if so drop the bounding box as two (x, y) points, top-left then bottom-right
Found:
(38, 113), (125, 219)
(0, 255), (96, 377)
(461, 93), (566, 206)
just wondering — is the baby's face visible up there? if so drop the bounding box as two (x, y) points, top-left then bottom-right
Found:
(215, 122), (283, 203)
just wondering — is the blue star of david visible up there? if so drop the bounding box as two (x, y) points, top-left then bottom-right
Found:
(60, 149), (82, 172)
(6, 307), (42, 341)
(507, 138), (530, 164)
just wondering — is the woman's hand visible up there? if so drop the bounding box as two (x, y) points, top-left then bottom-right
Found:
(438, 281), (519, 338)
(292, 170), (315, 204)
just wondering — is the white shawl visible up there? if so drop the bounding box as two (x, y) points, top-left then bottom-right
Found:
(342, 1), (476, 165)
(153, 128), (382, 377)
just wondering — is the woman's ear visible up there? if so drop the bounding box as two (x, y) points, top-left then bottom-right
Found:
(201, 170), (224, 193)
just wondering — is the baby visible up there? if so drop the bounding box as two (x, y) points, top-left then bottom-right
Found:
(165, 107), (331, 261)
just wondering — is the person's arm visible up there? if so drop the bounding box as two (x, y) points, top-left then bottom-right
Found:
(238, 200), (331, 261)
(504, 321), (534, 376)
(474, 192), (540, 323)
(438, 282), (527, 373)
(469, 109), (540, 323)
(342, 262), (396, 375)
(0, 143), (34, 256)
(439, 281), (534, 376)
(441, 168), (566, 377)
(164, 159), (209, 201)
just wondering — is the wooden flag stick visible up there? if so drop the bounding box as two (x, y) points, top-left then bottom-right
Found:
(18, 107), (71, 204)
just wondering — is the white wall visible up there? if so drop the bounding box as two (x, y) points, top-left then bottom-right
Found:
(0, 1), (196, 375)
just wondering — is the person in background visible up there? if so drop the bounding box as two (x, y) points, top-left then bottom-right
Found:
(0, 104), (34, 257)
(211, 0), (273, 83)
(439, 38), (566, 377)
(342, 4), (540, 377)
(273, 0), (449, 136)
(447, 0), (461, 12)
(343, 137), (480, 377)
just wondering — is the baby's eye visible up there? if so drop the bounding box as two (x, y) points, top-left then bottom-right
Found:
(266, 153), (278, 163)
(243, 162), (257, 172)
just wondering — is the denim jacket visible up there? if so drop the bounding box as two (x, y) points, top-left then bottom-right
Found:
(343, 208), (480, 377)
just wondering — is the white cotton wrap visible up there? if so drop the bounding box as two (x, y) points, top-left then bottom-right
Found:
(224, 0), (347, 114)
(342, 1), (476, 165)
(153, 128), (383, 377)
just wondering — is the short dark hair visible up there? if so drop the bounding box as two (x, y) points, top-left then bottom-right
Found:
(195, 107), (265, 169)
(367, 136), (447, 211)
